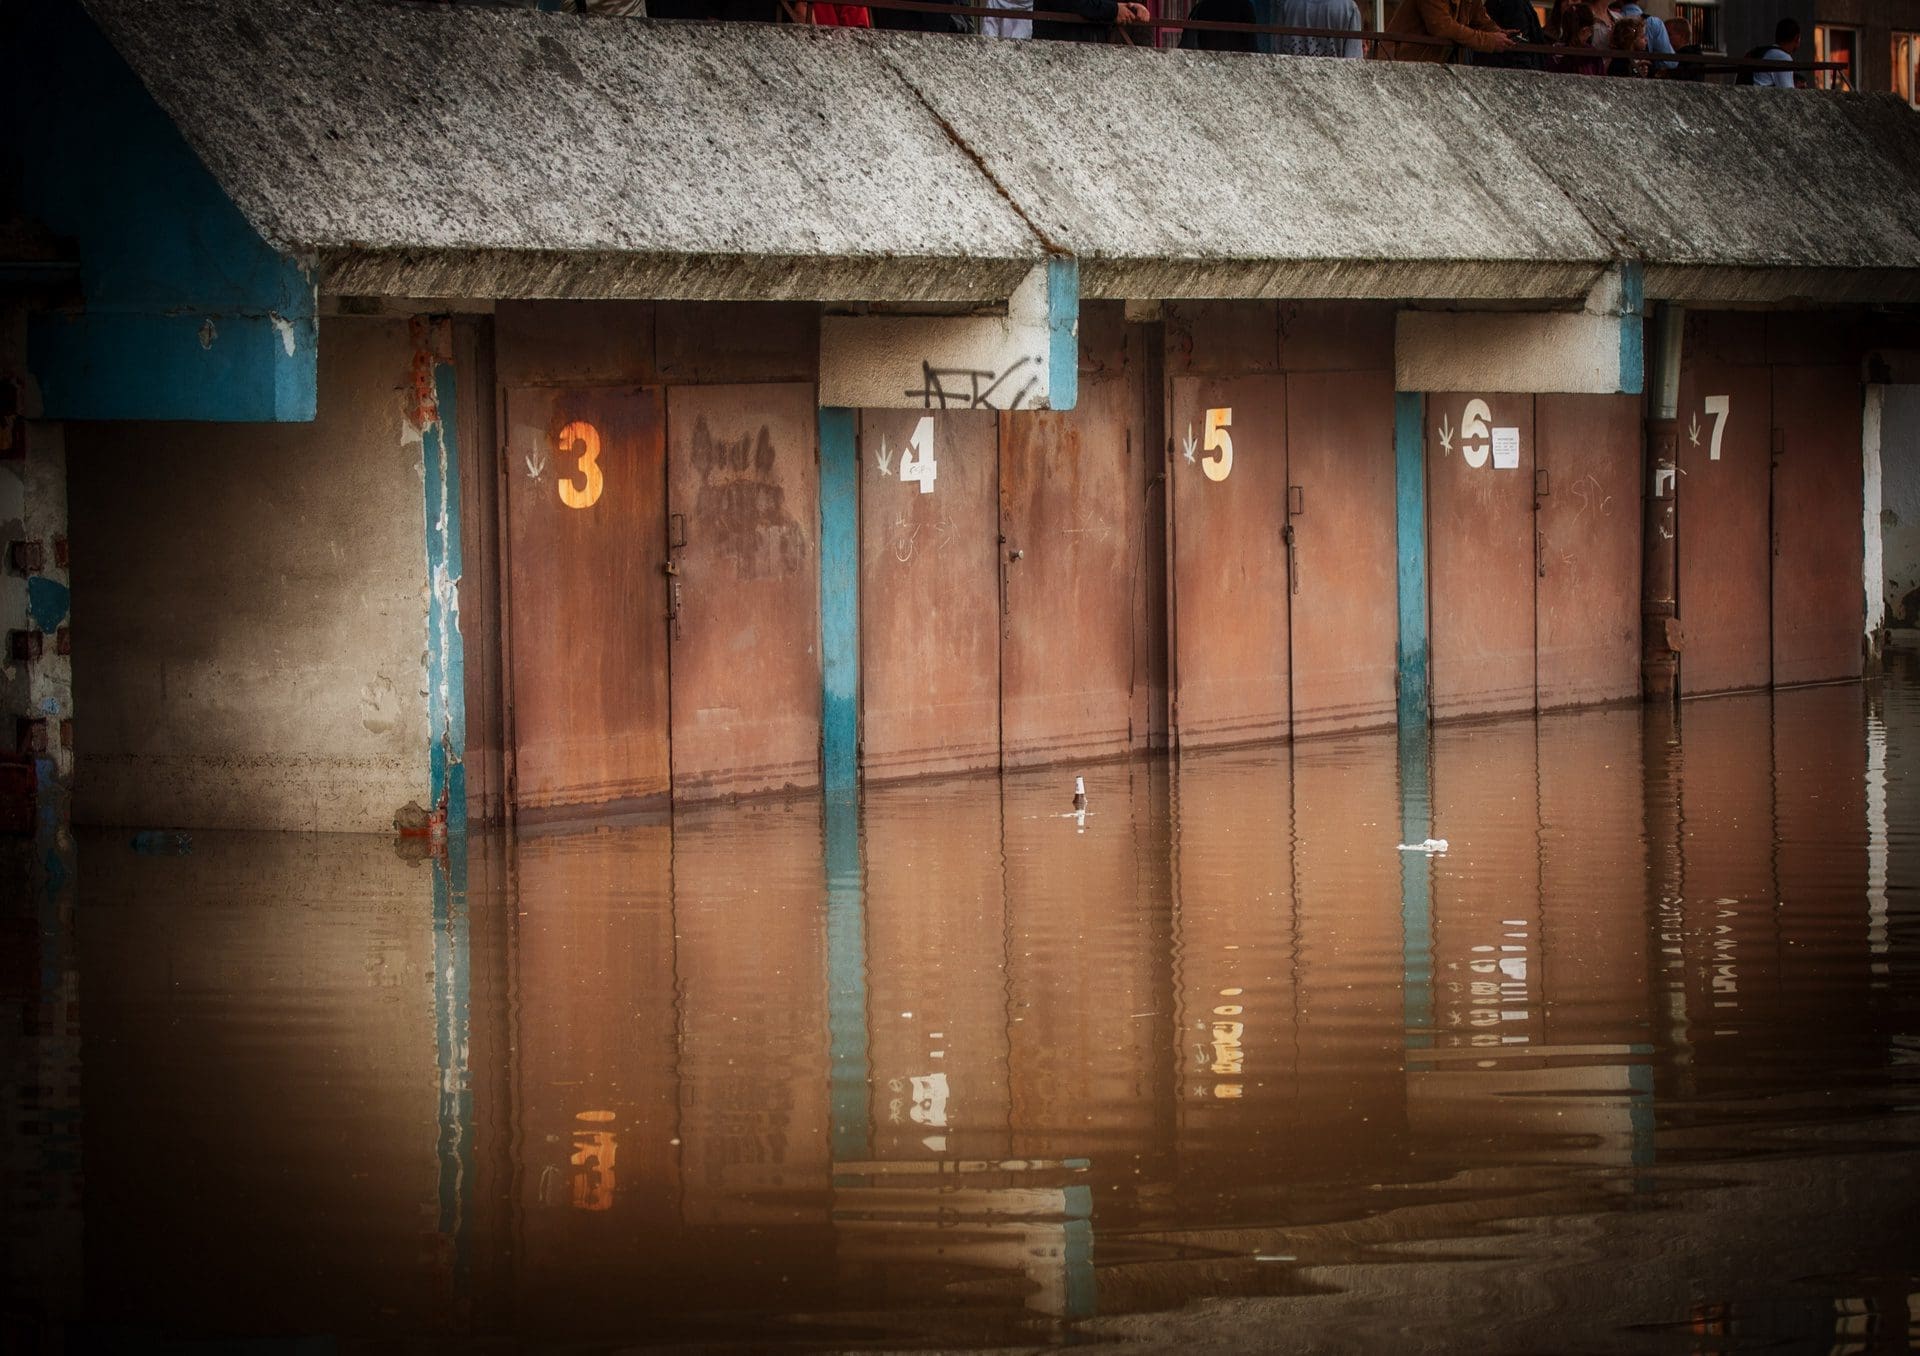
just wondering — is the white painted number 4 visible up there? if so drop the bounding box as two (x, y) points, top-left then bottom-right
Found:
(900, 415), (938, 494)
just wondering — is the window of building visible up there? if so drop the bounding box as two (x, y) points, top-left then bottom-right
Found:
(1672, 2), (1720, 52)
(1896, 32), (1920, 106)
(1814, 25), (1857, 90)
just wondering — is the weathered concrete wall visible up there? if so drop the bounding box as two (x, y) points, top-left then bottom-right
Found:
(67, 316), (428, 831)
(1883, 383), (1920, 625)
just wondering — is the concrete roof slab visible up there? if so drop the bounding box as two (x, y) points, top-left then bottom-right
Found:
(877, 37), (1612, 299)
(1455, 71), (1920, 301)
(81, 0), (1046, 298)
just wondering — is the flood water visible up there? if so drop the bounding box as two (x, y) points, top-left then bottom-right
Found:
(7, 651), (1920, 1352)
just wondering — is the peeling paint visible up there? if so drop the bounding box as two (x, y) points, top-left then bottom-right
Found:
(269, 310), (297, 355)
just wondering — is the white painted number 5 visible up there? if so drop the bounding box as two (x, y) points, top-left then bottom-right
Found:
(1704, 395), (1730, 461)
(1202, 407), (1233, 482)
(900, 415), (938, 494)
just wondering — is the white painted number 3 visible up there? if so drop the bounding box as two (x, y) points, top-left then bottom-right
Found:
(900, 415), (937, 494)
(1202, 407), (1233, 482)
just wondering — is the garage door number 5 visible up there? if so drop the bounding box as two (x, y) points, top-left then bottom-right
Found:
(1202, 407), (1234, 482)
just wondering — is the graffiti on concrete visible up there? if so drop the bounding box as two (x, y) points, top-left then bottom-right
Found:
(904, 355), (1039, 411)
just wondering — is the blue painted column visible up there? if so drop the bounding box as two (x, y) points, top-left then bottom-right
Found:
(824, 793), (871, 1164)
(1617, 262), (1647, 397)
(1395, 392), (1430, 731)
(1046, 257), (1080, 413)
(419, 321), (468, 836)
(819, 407), (860, 794)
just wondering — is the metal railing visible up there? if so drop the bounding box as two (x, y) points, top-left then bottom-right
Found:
(843, 0), (1849, 80)
(459, 1), (1854, 82)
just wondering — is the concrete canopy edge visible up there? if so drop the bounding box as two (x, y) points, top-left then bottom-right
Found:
(76, 1), (1920, 305)
(317, 248), (1040, 305)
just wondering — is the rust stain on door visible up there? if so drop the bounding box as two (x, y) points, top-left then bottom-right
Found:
(860, 410), (1001, 780)
(1428, 391), (1536, 720)
(1676, 346), (1772, 696)
(1286, 368), (1397, 738)
(666, 384), (820, 800)
(1770, 364), (1864, 686)
(1535, 393), (1642, 710)
(999, 376), (1139, 769)
(1169, 376), (1290, 750)
(504, 386), (670, 816)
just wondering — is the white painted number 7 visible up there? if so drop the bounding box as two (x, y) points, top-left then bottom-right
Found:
(1704, 395), (1730, 461)
(900, 415), (938, 494)
(1202, 407), (1233, 482)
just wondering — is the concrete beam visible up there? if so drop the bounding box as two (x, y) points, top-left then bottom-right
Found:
(819, 261), (1080, 412)
(1395, 269), (1645, 395)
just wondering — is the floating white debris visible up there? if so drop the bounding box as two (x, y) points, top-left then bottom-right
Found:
(1397, 838), (1450, 854)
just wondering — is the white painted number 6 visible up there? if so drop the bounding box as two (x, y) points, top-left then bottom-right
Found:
(899, 414), (938, 494)
(1460, 398), (1492, 470)
(1202, 407), (1233, 482)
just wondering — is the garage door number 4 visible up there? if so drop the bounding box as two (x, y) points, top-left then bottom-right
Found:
(900, 415), (938, 494)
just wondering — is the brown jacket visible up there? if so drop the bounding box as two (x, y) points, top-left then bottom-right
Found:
(1380, 0), (1508, 60)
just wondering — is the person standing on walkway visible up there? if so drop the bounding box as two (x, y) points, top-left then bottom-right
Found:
(1746, 17), (1802, 86)
(1613, 0), (1674, 69)
(1261, 0), (1365, 58)
(1032, 0), (1153, 41)
(1379, 0), (1515, 61)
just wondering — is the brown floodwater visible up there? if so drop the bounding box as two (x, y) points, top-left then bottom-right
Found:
(6, 649), (1920, 1352)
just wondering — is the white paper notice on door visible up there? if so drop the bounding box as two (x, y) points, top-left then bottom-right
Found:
(1491, 427), (1520, 470)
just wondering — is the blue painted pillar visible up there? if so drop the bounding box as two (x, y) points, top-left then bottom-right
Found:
(1617, 262), (1647, 397)
(819, 407), (860, 794)
(1395, 392), (1429, 732)
(824, 792), (871, 1164)
(1046, 257), (1080, 413)
(418, 320), (468, 836)
(1398, 725), (1435, 1054)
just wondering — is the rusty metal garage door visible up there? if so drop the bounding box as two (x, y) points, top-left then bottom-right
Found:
(1169, 376), (1291, 750)
(1285, 369), (1398, 737)
(859, 410), (1001, 780)
(1771, 365), (1864, 687)
(1535, 393), (1642, 710)
(1676, 343), (1772, 697)
(1428, 392), (1537, 721)
(999, 376), (1140, 769)
(503, 386), (671, 816)
(665, 384), (820, 799)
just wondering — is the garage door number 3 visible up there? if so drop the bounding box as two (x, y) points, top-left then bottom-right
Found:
(557, 420), (605, 510)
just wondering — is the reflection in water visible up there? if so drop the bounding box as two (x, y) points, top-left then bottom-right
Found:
(6, 655), (1920, 1350)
